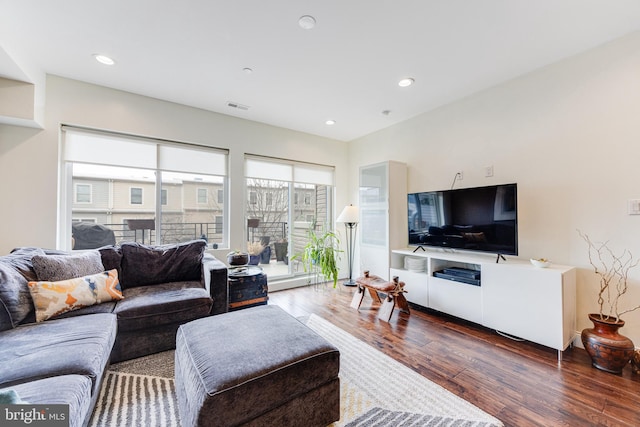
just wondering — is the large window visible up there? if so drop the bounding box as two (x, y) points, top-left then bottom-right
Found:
(244, 155), (334, 280)
(61, 127), (228, 250)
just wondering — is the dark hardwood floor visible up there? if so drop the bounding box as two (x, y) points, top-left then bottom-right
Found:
(269, 285), (640, 427)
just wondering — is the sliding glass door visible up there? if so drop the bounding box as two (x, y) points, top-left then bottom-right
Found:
(245, 156), (334, 279)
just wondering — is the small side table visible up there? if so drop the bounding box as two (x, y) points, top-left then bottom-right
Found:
(228, 266), (268, 311)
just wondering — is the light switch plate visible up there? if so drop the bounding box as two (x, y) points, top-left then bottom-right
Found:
(628, 199), (640, 215)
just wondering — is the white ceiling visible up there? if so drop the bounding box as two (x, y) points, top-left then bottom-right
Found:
(2, 0), (640, 141)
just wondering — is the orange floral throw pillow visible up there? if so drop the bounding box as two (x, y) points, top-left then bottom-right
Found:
(28, 269), (123, 322)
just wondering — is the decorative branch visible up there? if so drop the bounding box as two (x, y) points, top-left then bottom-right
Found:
(578, 230), (640, 321)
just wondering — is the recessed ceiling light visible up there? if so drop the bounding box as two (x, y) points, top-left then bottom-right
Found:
(325, 119), (336, 125)
(398, 77), (414, 87)
(94, 54), (115, 65)
(298, 15), (316, 30)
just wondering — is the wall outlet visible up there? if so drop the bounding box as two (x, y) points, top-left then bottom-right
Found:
(485, 166), (494, 177)
(456, 171), (463, 180)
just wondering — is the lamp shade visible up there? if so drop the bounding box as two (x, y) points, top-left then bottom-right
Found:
(336, 204), (359, 224)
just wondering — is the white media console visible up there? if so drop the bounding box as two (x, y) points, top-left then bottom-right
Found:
(390, 248), (576, 359)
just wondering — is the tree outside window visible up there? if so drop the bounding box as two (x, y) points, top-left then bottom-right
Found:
(243, 156), (334, 280)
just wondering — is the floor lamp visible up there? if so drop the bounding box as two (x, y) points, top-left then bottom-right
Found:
(337, 204), (359, 286)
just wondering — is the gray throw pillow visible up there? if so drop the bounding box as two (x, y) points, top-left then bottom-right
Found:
(0, 248), (46, 329)
(0, 262), (33, 329)
(32, 251), (104, 282)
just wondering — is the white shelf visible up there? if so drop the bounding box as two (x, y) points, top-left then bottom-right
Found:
(391, 268), (428, 307)
(429, 276), (483, 324)
(390, 248), (576, 354)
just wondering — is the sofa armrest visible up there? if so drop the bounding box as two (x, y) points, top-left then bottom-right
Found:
(202, 254), (228, 315)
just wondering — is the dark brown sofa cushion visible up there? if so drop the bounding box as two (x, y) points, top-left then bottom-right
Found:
(114, 281), (212, 331)
(98, 245), (123, 282)
(120, 240), (206, 288)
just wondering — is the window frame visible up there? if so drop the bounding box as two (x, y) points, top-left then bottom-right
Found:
(72, 218), (97, 223)
(243, 155), (335, 281)
(197, 188), (208, 204)
(74, 183), (92, 204)
(130, 187), (143, 205)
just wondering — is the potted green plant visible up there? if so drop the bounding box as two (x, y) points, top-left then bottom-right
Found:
(294, 226), (341, 287)
(578, 231), (640, 373)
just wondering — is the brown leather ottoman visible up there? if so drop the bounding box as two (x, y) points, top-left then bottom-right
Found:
(175, 305), (340, 427)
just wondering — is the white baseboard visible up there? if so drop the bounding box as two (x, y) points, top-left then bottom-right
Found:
(572, 331), (584, 349)
(268, 276), (311, 292)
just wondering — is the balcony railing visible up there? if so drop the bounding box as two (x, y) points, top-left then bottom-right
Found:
(100, 220), (290, 250)
(76, 220), (306, 266)
(101, 221), (221, 246)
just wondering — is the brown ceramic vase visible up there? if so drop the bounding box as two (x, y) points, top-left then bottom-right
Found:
(581, 313), (635, 374)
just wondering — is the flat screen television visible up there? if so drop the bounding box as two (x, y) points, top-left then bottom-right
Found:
(407, 183), (518, 256)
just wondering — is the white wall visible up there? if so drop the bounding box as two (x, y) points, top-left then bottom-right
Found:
(349, 31), (640, 345)
(0, 76), (350, 266)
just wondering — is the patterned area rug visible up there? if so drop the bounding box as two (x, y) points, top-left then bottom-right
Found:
(307, 314), (502, 427)
(89, 314), (503, 427)
(345, 407), (498, 427)
(89, 371), (177, 427)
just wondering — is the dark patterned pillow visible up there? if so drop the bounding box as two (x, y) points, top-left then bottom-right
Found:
(120, 240), (206, 288)
(98, 245), (123, 283)
(32, 251), (104, 282)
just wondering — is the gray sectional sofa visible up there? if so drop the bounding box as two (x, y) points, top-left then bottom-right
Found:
(0, 240), (228, 427)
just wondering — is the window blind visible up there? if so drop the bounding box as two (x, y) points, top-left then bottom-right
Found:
(245, 156), (333, 185)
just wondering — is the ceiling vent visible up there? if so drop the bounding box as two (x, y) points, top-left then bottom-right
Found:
(226, 101), (250, 111)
